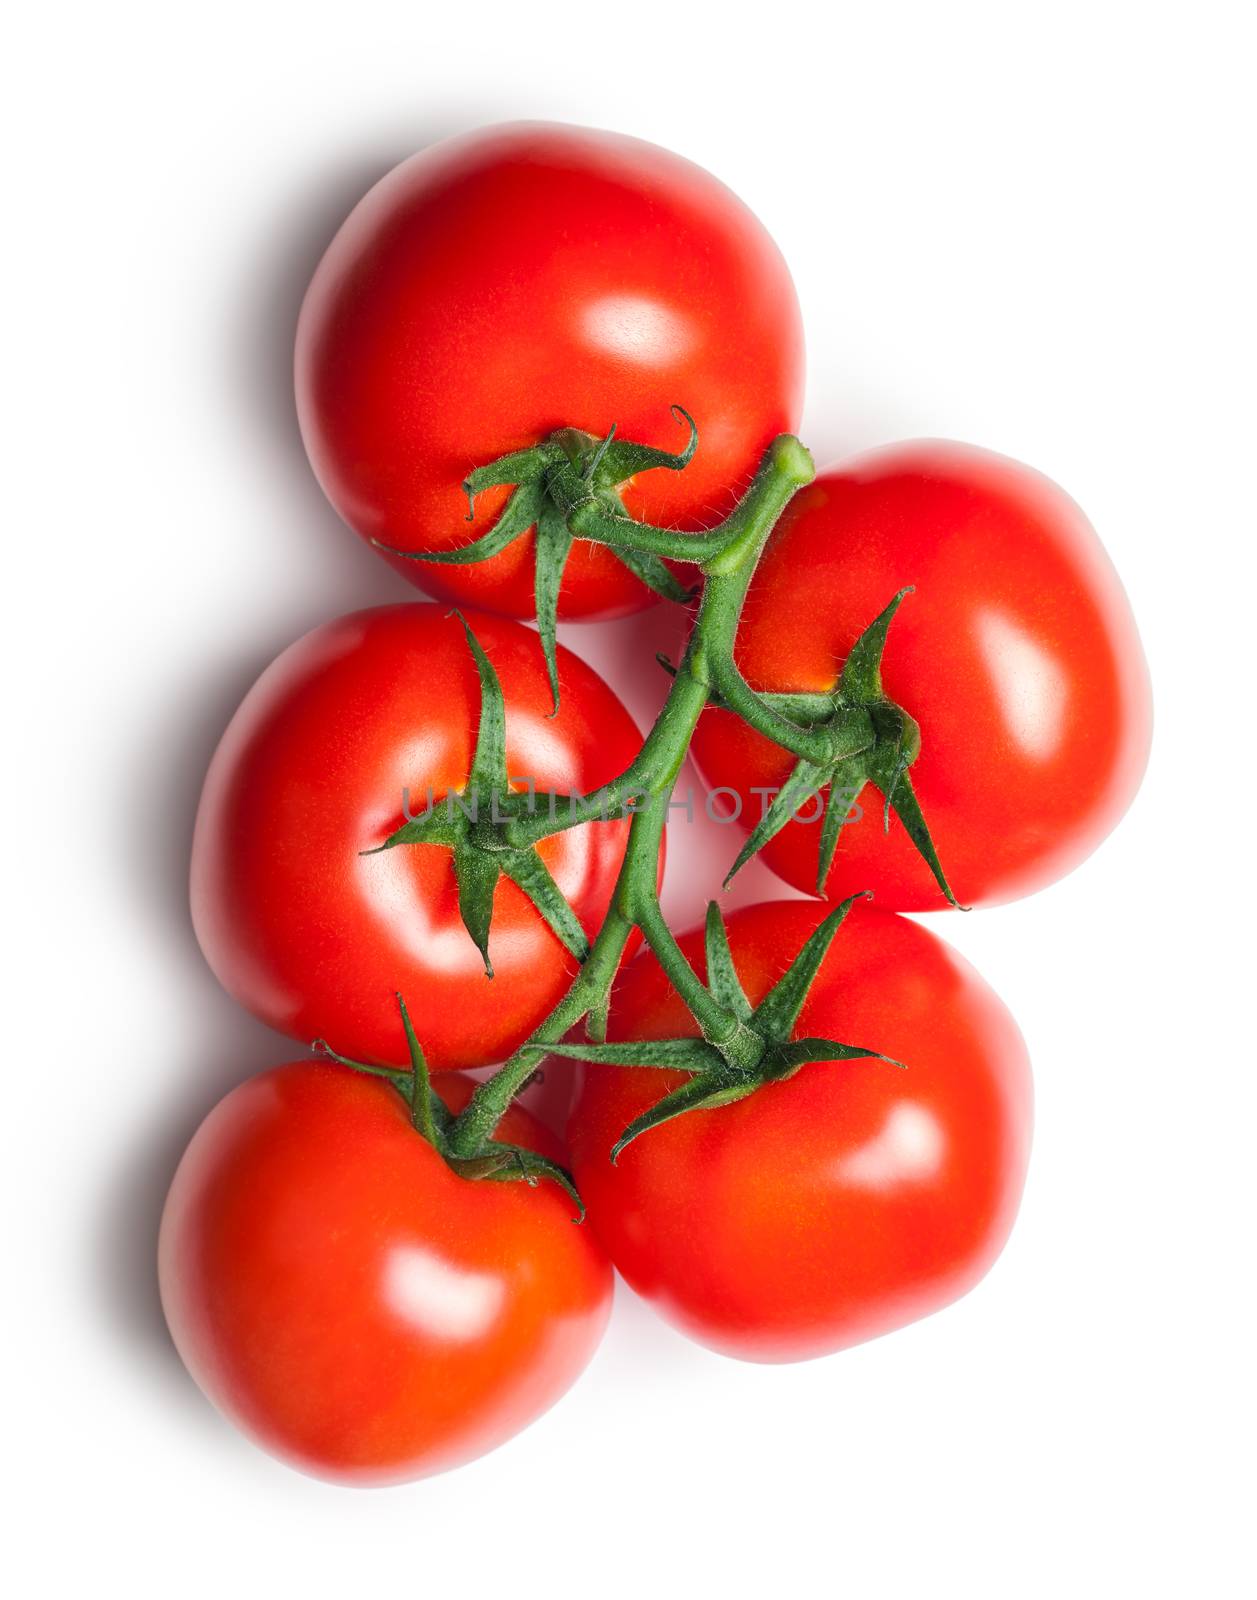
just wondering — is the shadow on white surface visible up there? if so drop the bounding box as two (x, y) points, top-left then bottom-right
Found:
(95, 114), (494, 1383)
(94, 1015), (289, 1393)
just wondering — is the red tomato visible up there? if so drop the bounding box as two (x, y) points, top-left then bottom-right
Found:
(295, 121), (803, 619)
(191, 604), (644, 1070)
(159, 1064), (611, 1484)
(690, 441), (1152, 909)
(567, 901), (1032, 1363)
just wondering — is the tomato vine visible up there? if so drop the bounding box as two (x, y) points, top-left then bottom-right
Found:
(164, 122), (1148, 1483)
(327, 418), (956, 1197)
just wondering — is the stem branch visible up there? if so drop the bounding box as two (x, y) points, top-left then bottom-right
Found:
(449, 434), (815, 1152)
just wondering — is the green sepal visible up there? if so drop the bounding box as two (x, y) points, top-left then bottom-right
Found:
(811, 759), (876, 895)
(464, 445), (563, 513)
(456, 610), (509, 796)
(591, 406), (698, 487)
(814, 780), (848, 890)
(703, 901), (752, 1021)
(364, 803), (458, 855)
(448, 1143), (585, 1221)
(724, 759), (828, 886)
(838, 587), (913, 700)
(866, 751), (956, 904)
(396, 991), (445, 1146)
(753, 893), (870, 1039)
(721, 588), (962, 906)
(533, 499), (572, 715)
(452, 838), (500, 977)
(311, 1000), (455, 1149)
(766, 1037), (905, 1078)
(313, 996), (585, 1218)
(310, 1041), (410, 1089)
(379, 481), (545, 566)
(501, 847), (590, 964)
(610, 1071), (759, 1163)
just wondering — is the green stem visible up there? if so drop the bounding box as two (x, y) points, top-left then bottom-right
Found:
(707, 655), (837, 764)
(447, 906), (634, 1156)
(502, 772), (647, 847)
(448, 434), (815, 1155)
(567, 503), (726, 564)
(637, 901), (737, 1042)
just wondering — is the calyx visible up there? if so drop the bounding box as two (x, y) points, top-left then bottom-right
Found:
(363, 612), (591, 976)
(721, 589), (962, 905)
(545, 895), (902, 1160)
(314, 993), (584, 1215)
(375, 409), (700, 713)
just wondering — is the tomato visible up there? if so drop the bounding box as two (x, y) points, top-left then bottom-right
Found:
(190, 604), (644, 1070)
(159, 1064), (611, 1484)
(689, 441), (1152, 909)
(295, 121), (803, 620)
(567, 901), (1032, 1363)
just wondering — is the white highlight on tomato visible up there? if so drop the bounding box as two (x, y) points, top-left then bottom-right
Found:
(581, 294), (695, 367)
(977, 608), (1068, 762)
(839, 1103), (945, 1190)
(384, 1245), (505, 1342)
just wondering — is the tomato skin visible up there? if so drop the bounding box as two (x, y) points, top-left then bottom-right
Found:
(689, 441), (1152, 909)
(190, 604), (645, 1070)
(159, 1066), (612, 1485)
(295, 121), (804, 620)
(567, 901), (1031, 1363)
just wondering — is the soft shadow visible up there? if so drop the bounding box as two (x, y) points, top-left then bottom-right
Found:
(242, 106), (506, 487)
(124, 113), (494, 962)
(97, 1009), (289, 1387)
(101, 111), (498, 1370)
(123, 642), (296, 966)
(557, 594), (690, 744)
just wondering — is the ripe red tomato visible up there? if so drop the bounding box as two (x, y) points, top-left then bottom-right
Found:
(690, 441), (1152, 909)
(159, 1064), (611, 1484)
(567, 901), (1032, 1363)
(295, 121), (803, 619)
(191, 604), (644, 1070)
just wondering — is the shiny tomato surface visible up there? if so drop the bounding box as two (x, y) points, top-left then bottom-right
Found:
(160, 1065), (612, 1484)
(690, 441), (1151, 909)
(296, 121), (804, 619)
(190, 605), (644, 1069)
(568, 901), (1032, 1362)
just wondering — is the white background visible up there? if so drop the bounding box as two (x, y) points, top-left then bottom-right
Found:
(7, 3), (1254, 1595)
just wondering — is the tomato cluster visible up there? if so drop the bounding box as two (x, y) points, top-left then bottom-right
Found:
(160, 122), (1150, 1485)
